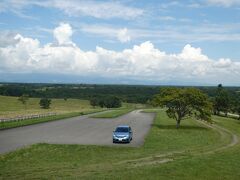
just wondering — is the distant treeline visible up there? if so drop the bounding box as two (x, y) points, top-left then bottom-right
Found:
(0, 83), (239, 105)
(90, 96), (121, 108)
(0, 83), (159, 103)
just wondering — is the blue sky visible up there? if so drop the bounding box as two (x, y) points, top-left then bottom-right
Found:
(0, 0), (240, 85)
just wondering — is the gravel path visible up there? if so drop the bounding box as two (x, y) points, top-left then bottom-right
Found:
(0, 110), (155, 154)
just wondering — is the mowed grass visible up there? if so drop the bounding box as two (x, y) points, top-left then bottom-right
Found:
(0, 95), (94, 118)
(91, 108), (134, 118)
(109, 115), (240, 180)
(0, 110), (234, 179)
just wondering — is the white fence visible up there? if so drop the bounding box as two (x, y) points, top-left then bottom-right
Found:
(0, 112), (57, 122)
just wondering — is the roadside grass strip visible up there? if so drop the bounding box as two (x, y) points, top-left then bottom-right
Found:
(91, 108), (134, 118)
(0, 109), (105, 130)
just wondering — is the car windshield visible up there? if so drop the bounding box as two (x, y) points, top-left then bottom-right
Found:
(115, 127), (129, 132)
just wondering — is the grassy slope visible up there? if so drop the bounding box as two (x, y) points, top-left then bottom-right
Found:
(90, 108), (134, 118)
(0, 95), (93, 118)
(1, 110), (234, 179)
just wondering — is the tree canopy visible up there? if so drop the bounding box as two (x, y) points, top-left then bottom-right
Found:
(90, 96), (121, 108)
(213, 84), (230, 116)
(152, 87), (212, 128)
(39, 98), (51, 109)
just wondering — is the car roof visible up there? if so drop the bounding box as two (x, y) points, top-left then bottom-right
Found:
(117, 125), (130, 128)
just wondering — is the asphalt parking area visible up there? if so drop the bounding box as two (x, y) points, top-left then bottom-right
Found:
(0, 110), (155, 154)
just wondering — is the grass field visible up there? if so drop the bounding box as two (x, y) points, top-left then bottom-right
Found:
(0, 95), (95, 118)
(1, 109), (239, 179)
(90, 108), (134, 118)
(0, 96), (139, 130)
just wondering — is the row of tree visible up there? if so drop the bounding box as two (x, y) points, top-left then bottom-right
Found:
(90, 96), (121, 108)
(18, 94), (121, 110)
(0, 83), (158, 104)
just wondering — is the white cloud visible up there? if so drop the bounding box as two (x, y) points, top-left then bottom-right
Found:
(0, 31), (19, 47)
(0, 0), (143, 20)
(178, 44), (209, 62)
(53, 23), (74, 46)
(81, 25), (131, 43)
(117, 28), (131, 43)
(159, 16), (176, 21)
(206, 0), (240, 7)
(0, 24), (240, 85)
(80, 23), (240, 43)
(213, 58), (232, 68)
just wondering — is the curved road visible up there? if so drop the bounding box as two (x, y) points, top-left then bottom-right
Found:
(0, 110), (155, 154)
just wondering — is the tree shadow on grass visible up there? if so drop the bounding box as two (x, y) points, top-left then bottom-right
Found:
(152, 124), (208, 130)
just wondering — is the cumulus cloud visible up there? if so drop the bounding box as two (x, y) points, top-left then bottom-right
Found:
(117, 28), (131, 43)
(0, 31), (19, 47)
(0, 24), (240, 85)
(53, 23), (74, 46)
(81, 25), (131, 43)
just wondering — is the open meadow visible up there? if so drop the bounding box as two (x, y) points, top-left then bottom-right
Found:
(0, 95), (95, 118)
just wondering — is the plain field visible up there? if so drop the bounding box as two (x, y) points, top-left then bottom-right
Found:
(0, 95), (96, 118)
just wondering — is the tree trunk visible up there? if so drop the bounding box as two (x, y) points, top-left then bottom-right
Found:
(225, 112), (228, 117)
(176, 119), (181, 129)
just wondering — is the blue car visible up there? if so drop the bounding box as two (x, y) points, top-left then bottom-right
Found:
(113, 125), (133, 143)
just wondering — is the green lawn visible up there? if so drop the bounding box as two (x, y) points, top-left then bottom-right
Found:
(1, 110), (238, 179)
(90, 108), (134, 118)
(0, 95), (94, 118)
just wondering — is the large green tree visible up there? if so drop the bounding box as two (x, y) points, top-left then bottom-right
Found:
(152, 87), (212, 128)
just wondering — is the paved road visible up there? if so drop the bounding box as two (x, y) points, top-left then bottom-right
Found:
(0, 110), (155, 154)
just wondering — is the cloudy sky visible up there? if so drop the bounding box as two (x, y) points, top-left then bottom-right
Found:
(0, 0), (240, 85)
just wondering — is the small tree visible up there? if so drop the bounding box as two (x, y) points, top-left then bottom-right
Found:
(39, 98), (51, 109)
(18, 94), (29, 110)
(90, 98), (98, 108)
(152, 87), (212, 128)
